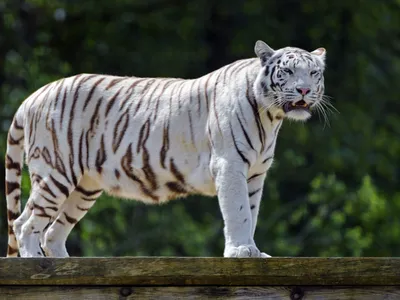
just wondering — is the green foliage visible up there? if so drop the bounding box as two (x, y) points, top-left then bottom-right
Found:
(1, 0), (400, 257)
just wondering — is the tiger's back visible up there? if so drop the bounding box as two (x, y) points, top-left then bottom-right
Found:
(25, 73), (217, 203)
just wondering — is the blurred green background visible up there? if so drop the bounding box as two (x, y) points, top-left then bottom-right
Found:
(1, 0), (400, 257)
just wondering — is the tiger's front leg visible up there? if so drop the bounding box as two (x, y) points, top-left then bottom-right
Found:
(213, 159), (263, 258)
(248, 172), (271, 258)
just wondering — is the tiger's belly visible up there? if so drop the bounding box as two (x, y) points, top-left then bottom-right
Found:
(91, 149), (216, 204)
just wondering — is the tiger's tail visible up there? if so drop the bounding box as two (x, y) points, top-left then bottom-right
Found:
(5, 105), (25, 257)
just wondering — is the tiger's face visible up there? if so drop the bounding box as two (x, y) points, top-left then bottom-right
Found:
(254, 40), (326, 121)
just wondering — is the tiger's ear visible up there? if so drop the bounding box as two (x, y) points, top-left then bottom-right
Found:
(254, 40), (275, 66)
(311, 47), (326, 64)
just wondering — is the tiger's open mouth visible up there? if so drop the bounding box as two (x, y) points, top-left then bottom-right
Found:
(283, 100), (310, 113)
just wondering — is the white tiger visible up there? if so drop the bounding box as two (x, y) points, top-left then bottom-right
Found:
(5, 40), (327, 258)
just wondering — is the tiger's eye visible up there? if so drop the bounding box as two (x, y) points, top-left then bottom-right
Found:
(282, 68), (293, 75)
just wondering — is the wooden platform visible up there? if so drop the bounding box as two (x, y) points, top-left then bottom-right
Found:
(0, 257), (399, 299)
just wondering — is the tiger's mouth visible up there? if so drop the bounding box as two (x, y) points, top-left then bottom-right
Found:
(283, 100), (310, 113)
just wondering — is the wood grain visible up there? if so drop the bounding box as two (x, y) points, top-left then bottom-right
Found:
(0, 257), (400, 286)
(1, 286), (399, 300)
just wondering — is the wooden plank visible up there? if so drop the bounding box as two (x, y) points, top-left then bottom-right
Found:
(1, 286), (400, 300)
(0, 257), (399, 286)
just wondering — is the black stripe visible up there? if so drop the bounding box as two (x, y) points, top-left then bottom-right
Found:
(166, 182), (187, 194)
(229, 123), (250, 166)
(67, 75), (85, 186)
(212, 70), (223, 135)
(160, 121), (170, 169)
(237, 98), (248, 126)
(196, 78), (202, 116)
(43, 195), (57, 205)
(69, 156), (78, 187)
(85, 129), (91, 169)
(145, 79), (165, 110)
(120, 78), (148, 112)
(64, 212), (77, 224)
(249, 188), (261, 198)
(236, 111), (255, 151)
(8, 134), (23, 146)
(7, 245), (18, 255)
(5, 155), (21, 175)
(105, 87), (123, 117)
(262, 156), (273, 164)
(38, 179), (57, 199)
(6, 181), (19, 195)
(95, 134), (107, 173)
(49, 175), (70, 198)
(83, 77), (106, 110)
(60, 87), (68, 129)
(75, 186), (102, 197)
(203, 74), (211, 112)
(78, 132), (84, 174)
(7, 209), (19, 221)
(13, 118), (23, 130)
(247, 172), (265, 182)
(208, 125), (215, 149)
(153, 79), (175, 121)
(105, 77), (127, 90)
(112, 112), (129, 153)
(269, 66), (275, 89)
(133, 79), (156, 116)
(81, 196), (98, 202)
(28, 115), (34, 143)
(245, 74), (266, 151)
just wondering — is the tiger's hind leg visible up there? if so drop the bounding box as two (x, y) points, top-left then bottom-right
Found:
(15, 173), (74, 257)
(42, 175), (103, 257)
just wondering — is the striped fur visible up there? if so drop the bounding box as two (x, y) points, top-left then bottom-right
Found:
(5, 40), (327, 258)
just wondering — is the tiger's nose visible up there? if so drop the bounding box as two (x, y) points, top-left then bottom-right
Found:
(296, 87), (310, 96)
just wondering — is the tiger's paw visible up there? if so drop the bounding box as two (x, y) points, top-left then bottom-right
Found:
(42, 241), (69, 258)
(224, 244), (270, 258)
(16, 225), (45, 257)
(17, 237), (45, 258)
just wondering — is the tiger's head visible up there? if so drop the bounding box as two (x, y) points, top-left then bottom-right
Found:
(254, 40), (326, 121)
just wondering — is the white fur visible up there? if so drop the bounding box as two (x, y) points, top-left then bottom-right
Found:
(5, 41), (326, 258)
